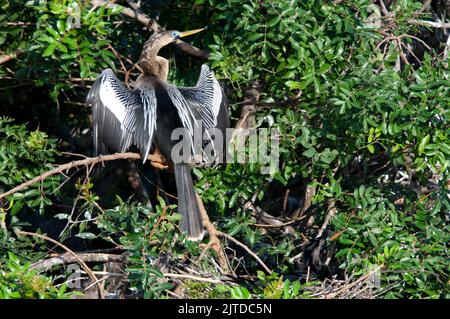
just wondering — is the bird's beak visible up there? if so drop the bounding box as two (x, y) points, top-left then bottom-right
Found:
(179, 27), (207, 38)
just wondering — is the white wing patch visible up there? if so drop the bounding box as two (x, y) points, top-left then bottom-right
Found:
(88, 69), (157, 161)
(98, 70), (127, 122)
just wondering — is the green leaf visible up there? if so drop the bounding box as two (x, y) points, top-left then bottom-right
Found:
(418, 135), (430, 155)
(75, 232), (96, 240)
(42, 44), (56, 57)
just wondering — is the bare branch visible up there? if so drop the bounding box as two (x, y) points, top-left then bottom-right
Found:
(164, 273), (233, 284)
(408, 19), (450, 29)
(31, 253), (126, 272)
(316, 198), (337, 239)
(0, 152), (167, 201)
(0, 49), (24, 65)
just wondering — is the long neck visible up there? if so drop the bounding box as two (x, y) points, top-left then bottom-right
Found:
(139, 39), (169, 81)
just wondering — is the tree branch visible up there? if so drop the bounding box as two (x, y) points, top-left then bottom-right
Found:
(0, 49), (24, 65)
(195, 192), (230, 272)
(30, 253), (126, 272)
(90, 0), (210, 59)
(0, 152), (167, 201)
(408, 19), (450, 29)
(163, 273), (233, 285)
(91, 0), (160, 32)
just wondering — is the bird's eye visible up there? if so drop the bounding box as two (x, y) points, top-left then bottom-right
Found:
(171, 31), (180, 38)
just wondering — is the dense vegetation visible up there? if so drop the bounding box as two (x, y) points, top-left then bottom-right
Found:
(0, 0), (449, 299)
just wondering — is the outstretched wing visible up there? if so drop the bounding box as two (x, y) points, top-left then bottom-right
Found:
(86, 69), (157, 162)
(178, 64), (223, 129)
(166, 64), (229, 164)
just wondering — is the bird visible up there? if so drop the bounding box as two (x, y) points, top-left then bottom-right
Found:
(86, 28), (229, 241)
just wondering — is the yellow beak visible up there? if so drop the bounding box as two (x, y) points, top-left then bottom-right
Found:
(179, 27), (207, 38)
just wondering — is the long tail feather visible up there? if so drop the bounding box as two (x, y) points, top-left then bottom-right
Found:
(174, 164), (205, 241)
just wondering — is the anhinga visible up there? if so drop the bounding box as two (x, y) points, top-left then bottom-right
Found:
(86, 28), (229, 241)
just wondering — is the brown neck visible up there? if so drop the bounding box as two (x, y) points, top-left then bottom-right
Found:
(138, 39), (169, 81)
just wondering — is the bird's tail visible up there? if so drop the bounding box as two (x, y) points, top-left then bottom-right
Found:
(174, 163), (205, 241)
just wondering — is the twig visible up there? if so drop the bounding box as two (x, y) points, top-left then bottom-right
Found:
(295, 182), (316, 219)
(0, 152), (167, 201)
(216, 230), (272, 275)
(107, 43), (130, 87)
(16, 230), (105, 299)
(324, 268), (381, 299)
(378, 0), (390, 17)
(252, 214), (308, 228)
(396, 38), (410, 65)
(401, 42), (421, 65)
(83, 275), (111, 292)
(377, 34), (432, 52)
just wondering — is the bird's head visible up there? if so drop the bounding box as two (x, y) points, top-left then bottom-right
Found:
(148, 27), (207, 48)
(140, 27), (206, 80)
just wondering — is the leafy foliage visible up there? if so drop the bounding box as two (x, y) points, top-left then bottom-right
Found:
(0, 252), (71, 298)
(0, 0), (449, 299)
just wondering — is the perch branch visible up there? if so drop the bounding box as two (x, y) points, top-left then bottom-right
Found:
(0, 152), (167, 201)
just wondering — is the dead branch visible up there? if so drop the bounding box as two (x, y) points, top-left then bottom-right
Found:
(0, 152), (167, 201)
(293, 182), (316, 219)
(324, 267), (381, 299)
(253, 214), (308, 228)
(30, 253), (126, 272)
(164, 273), (234, 284)
(316, 198), (337, 239)
(408, 19), (450, 29)
(16, 230), (105, 299)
